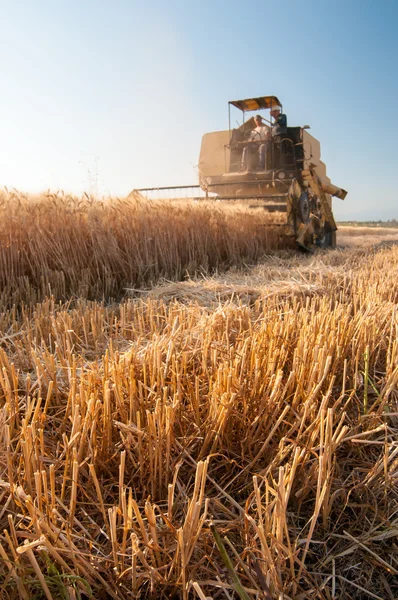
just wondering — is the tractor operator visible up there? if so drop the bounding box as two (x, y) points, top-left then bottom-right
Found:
(240, 114), (269, 171)
(241, 108), (287, 171)
(270, 106), (287, 137)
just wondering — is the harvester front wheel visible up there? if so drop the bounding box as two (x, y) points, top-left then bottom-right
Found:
(316, 230), (337, 249)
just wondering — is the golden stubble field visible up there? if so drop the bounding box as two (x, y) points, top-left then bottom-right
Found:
(0, 191), (397, 599)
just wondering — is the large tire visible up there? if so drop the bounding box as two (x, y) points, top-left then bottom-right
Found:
(317, 230), (336, 249)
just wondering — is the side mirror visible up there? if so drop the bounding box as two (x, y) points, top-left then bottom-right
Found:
(303, 125), (311, 130)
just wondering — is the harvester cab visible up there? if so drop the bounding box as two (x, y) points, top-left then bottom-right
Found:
(133, 95), (347, 251)
(198, 95), (348, 250)
(227, 96), (286, 173)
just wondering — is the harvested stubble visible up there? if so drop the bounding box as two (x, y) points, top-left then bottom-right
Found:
(337, 225), (398, 249)
(0, 239), (397, 599)
(0, 191), (287, 310)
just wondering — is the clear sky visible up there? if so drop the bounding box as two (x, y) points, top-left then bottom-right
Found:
(0, 0), (397, 219)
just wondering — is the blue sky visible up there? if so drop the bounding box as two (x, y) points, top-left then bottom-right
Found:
(0, 0), (397, 219)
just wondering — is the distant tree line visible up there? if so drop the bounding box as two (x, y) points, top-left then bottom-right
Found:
(338, 219), (398, 228)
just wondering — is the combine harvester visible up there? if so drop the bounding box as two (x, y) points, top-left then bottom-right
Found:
(133, 95), (347, 251)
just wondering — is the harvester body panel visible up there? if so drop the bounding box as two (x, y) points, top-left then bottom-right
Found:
(198, 131), (230, 178)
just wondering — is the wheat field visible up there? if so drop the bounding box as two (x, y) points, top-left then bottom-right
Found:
(0, 191), (397, 599)
(0, 191), (288, 309)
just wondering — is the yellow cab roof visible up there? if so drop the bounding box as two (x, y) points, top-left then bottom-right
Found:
(229, 96), (282, 112)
